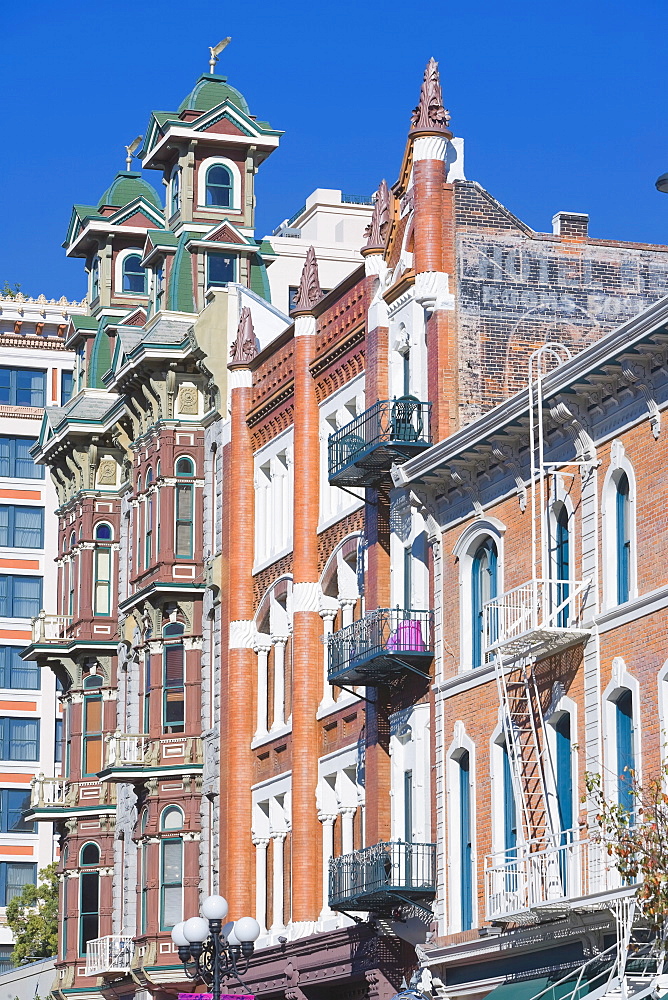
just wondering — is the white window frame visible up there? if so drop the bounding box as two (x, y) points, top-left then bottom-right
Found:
(114, 248), (148, 299)
(318, 376), (365, 531)
(197, 156), (242, 212)
(453, 517), (506, 672)
(253, 429), (293, 572)
(445, 721), (477, 933)
(601, 440), (637, 611)
(602, 656), (642, 804)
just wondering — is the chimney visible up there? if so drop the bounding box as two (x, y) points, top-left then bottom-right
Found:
(552, 211), (589, 238)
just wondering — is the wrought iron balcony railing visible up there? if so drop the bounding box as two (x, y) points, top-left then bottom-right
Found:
(484, 831), (626, 922)
(328, 397), (432, 487)
(329, 840), (436, 914)
(86, 935), (134, 977)
(31, 612), (73, 643)
(483, 578), (592, 660)
(327, 608), (434, 686)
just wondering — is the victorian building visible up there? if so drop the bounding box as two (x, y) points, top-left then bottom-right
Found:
(23, 49), (668, 1000)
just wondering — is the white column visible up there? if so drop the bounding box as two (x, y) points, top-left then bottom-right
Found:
(319, 609), (337, 709)
(341, 806), (356, 856)
(319, 813), (336, 920)
(270, 832), (286, 932)
(340, 597), (356, 628)
(271, 637), (288, 730)
(254, 641), (271, 738)
(253, 838), (269, 932)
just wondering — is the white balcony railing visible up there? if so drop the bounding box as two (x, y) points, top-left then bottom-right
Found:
(30, 774), (69, 809)
(483, 578), (591, 657)
(484, 833), (623, 921)
(31, 612), (73, 643)
(105, 733), (150, 768)
(86, 935), (134, 977)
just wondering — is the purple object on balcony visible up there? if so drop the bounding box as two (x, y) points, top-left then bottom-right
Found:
(386, 619), (426, 653)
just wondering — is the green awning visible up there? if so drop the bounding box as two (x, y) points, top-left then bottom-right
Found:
(483, 975), (590, 1000)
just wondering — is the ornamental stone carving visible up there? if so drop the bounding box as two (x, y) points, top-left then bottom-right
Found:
(229, 306), (258, 369)
(363, 179), (390, 254)
(409, 57), (452, 138)
(291, 245), (323, 314)
(97, 460), (117, 485)
(177, 384), (198, 415)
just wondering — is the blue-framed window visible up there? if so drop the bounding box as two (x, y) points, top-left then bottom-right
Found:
(170, 168), (181, 217)
(0, 575), (42, 618)
(616, 473), (631, 605)
(0, 789), (34, 833)
(55, 718), (63, 763)
(122, 254), (147, 295)
(616, 690), (635, 812)
(163, 622), (185, 734)
(160, 837), (183, 930)
(61, 370), (74, 404)
(458, 751), (473, 931)
(502, 742), (517, 855)
(472, 539), (497, 668)
(555, 714), (573, 835)
(0, 368), (46, 408)
(0, 646), (39, 690)
(0, 862), (36, 905)
(0, 506), (43, 549)
(175, 458), (194, 558)
(0, 437), (44, 479)
(91, 257), (100, 300)
(205, 164), (233, 207)
(0, 718), (39, 761)
(555, 505), (570, 627)
(207, 252), (236, 288)
(79, 843), (100, 956)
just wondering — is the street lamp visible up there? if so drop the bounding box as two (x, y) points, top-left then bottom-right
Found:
(171, 895), (261, 1000)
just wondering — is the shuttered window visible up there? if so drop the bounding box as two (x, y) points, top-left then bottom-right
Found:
(163, 643), (185, 733)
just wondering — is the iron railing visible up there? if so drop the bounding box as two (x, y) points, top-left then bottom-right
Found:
(86, 935), (134, 977)
(329, 840), (436, 911)
(341, 194), (374, 205)
(31, 612), (73, 643)
(327, 608), (434, 684)
(328, 398), (432, 484)
(482, 577), (591, 658)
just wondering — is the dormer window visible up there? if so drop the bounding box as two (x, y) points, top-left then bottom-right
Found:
(91, 257), (100, 301)
(152, 262), (165, 314)
(122, 254), (147, 295)
(170, 167), (181, 217)
(207, 253), (236, 288)
(205, 164), (233, 208)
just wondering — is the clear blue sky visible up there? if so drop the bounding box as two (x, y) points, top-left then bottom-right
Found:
(2, 0), (667, 301)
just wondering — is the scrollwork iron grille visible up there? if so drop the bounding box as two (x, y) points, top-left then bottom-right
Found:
(329, 840), (436, 912)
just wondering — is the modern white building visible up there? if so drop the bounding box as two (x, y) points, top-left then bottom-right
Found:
(0, 293), (82, 969)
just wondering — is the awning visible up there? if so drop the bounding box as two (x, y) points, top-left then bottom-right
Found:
(482, 974), (591, 1000)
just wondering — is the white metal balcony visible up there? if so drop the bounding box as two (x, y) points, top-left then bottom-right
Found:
(31, 612), (72, 643)
(85, 935), (134, 976)
(483, 578), (592, 660)
(105, 733), (150, 768)
(29, 774), (69, 809)
(484, 832), (626, 922)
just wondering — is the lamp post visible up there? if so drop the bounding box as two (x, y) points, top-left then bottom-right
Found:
(171, 895), (261, 1000)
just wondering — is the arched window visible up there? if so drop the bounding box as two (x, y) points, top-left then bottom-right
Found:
(93, 523), (113, 616)
(79, 842), (100, 956)
(160, 805), (184, 831)
(616, 473), (631, 605)
(122, 254), (147, 295)
(170, 167), (181, 217)
(175, 458), (194, 558)
(83, 673), (103, 689)
(163, 622), (185, 734)
(471, 539), (498, 668)
(457, 751), (473, 931)
(615, 690), (635, 812)
(205, 164), (233, 207)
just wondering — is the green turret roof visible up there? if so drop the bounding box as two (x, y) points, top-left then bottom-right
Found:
(177, 73), (250, 116)
(97, 171), (162, 211)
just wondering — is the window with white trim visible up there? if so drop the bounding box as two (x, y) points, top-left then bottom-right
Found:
(254, 434), (293, 568)
(602, 443), (637, 609)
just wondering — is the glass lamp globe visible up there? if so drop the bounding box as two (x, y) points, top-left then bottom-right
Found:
(221, 920), (234, 939)
(201, 895), (229, 921)
(227, 925), (240, 947)
(171, 921), (190, 947)
(234, 917), (261, 943)
(183, 916), (210, 943)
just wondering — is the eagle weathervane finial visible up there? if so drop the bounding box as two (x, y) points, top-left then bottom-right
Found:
(209, 37), (231, 74)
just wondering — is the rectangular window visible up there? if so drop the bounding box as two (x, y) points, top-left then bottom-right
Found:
(83, 696), (102, 775)
(0, 437), (44, 479)
(163, 644), (185, 734)
(0, 506), (44, 548)
(94, 547), (112, 616)
(79, 870), (99, 955)
(0, 946), (12, 973)
(0, 646), (40, 689)
(175, 484), (193, 558)
(140, 842), (148, 934)
(145, 495), (154, 567)
(0, 369), (46, 408)
(54, 718), (63, 763)
(0, 575), (42, 619)
(143, 652), (151, 734)
(0, 718), (40, 761)
(160, 838), (183, 930)
(61, 370), (74, 404)
(0, 862), (36, 905)
(0, 789), (34, 833)
(207, 253), (236, 288)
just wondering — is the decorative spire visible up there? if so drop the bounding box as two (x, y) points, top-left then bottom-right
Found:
(228, 306), (257, 368)
(362, 179), (390, 254)
(409, 58), (452, 137)
(291, 246), (323, 314)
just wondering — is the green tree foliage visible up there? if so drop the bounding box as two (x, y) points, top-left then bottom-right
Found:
(1, 282), (21, 298)
(586, 767), (668, 936)
(6, 862), (59, 966)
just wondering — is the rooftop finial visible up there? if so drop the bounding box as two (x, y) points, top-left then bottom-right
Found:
(124, 136), (142, 171)
(363, 179), (390, 253)
(292, 246), (323, 314)
(209, 37), (231, 74)
(409, 58), (452, 137)
(229, 306), (257, 368)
